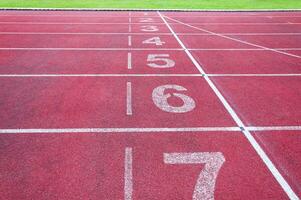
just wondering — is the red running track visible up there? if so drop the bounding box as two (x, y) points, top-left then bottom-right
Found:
(0, 10), (301, 200)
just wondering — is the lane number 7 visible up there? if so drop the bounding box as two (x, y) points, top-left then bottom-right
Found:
(164, 152), (225, 200)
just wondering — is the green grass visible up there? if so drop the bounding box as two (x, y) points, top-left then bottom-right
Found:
(0, 0), (301, 10)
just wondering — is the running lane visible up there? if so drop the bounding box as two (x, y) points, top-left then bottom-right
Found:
(0, 132), (290, 199)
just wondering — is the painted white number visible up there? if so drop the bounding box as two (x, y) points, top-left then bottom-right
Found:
(147, 54), (175, 68)
(164, 152), (225, 200)
(143, 37), (165, 46)
(152, 85), (196, 113)
(139, 18), (154, 22)
(141, 25), (159, 32)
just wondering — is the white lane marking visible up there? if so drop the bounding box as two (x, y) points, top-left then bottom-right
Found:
(127, 82), (132, 116)
(0, 22), (300, 25)
(0, 74), (203, 77)
(128, 35), (132, 47)
(180, 22), (301, 25)
(164, 152), (225, 200)
(127, 53), (132, 69)
(247, 126), (301, 131)
(1, 73), (301, 77)
(0, 127), (240, 134)
(0, 47), (299, 51)
(0, 32), (301, 36)
(158, 11), (300, 200)
(0, 48), (183, 51)
(159, 15), (301, 18)
(0, 32), (171, 35)
(124, 147), (133, 200)
(164, 15), (301, 59)
(189, 48), (301, 51)
(129, 14), (132, 32)
(1, 14), (301, 18)
(207, 74), (301, 77)
(1, 126), (301, 134)
(178, 33), (301, 36)
(0, 22), (166, 25)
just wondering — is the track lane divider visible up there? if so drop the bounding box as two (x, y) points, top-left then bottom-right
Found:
(1, 126), (301, 134)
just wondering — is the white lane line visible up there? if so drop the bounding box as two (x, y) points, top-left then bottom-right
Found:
(0, 32), (301, 36)
(164, 15), (301, 59)
(128, 35), (132, 47)
(0, 22), (166, 25)
(0, 74), (203, 77)
(207, 74), (301, 77)
(178, 33), (301, 36)
(127, 53), (132, 69)
(1, 74), (301, 78)
(1, 15), (301, 18)
(0, 15), (144, 18)
(127, 82), (132, 116)
(0, 127), (241, 134)
(181, 22), (301, 25)
(1, 74), (301, 77)
(160, 15), (301, 18)
(0, 126), (301, 134)
(0, 47), (299, 51)
(188, 48), (301, 51)
(0, 48), (183, 51)
(129, 13), (132, 33)
(0, 32), (171, 35)
(1, 32), (301, 36)
(158, 11), (300, 200)
(247, 126), (301, 131)
(124, 147), (133, 200)
(0, 22), (300, 25)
